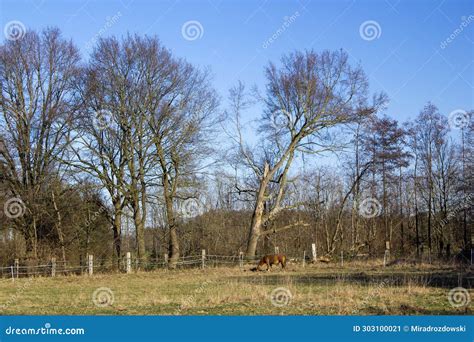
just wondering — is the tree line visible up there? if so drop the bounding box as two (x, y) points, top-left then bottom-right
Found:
(0, 28), (472, 268)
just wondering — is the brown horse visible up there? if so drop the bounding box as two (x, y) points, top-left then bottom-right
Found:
(257, 254), (286, 271)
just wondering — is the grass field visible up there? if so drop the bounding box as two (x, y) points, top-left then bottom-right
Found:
(0, 261), (472, 315)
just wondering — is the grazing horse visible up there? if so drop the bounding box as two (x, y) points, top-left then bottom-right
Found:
(257, 254), (286, 271)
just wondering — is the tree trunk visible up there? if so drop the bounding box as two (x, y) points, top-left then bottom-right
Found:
(427, 146), (433, 254)
(133, 204), (146, 264)
(245, 208), (263, 258)
(245, 167), (269, 258)
(168, 225), (180, 268)
(112, 203), (122, 266)
(52, 191), (67, 264)
(399, 167), (404, 254)
(165, 194), (180, 268)
(461, 129), (468, 249)
(414, 150), (420, 258)
(161, 167), (180, 269)
(32, 218), (38, 259)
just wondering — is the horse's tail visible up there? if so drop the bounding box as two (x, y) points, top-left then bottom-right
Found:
(257, 255), (269, 270)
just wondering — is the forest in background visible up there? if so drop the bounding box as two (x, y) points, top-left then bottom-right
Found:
(0, 28), (472, 269)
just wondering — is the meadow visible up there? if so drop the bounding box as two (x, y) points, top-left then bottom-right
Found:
(0, 261), (471, 315)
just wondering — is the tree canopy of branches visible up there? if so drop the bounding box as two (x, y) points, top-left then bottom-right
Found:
(0, 28), (81, 258)
(0, 29), (471, 267)
(229, 50), (386, 257)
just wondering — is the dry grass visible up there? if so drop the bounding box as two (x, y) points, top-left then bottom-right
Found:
(0, 262), (471, 315)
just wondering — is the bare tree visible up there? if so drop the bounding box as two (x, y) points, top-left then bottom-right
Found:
(68, 37), (132, 262)
(405, 122), (421, 257)
(0, 28), (80, 258)
(229, 50), (386, 257)
(106, 35), (157, 263)
(363, 115), (409, 248)
(411, 103), (448, 256)
(459, 112), (473, 251)
(145, 53), (219, 268)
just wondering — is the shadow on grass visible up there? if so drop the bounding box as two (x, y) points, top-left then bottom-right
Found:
(230, 269), (474, 289)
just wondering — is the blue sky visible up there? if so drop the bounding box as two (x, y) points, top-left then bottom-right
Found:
(1, 0), (473, 125)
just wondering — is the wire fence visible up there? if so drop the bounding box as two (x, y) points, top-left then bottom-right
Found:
(1, 248), (471, 280)
(0, 252), (266, 279)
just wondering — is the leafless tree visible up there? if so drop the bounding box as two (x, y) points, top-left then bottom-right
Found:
(144, 47), (219, 268)
(229, 50), (386, 257)
(68, 37), (134, 262)
(0, 28), (80, 258)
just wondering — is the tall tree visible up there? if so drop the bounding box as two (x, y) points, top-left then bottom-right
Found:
(145, 53), (218, 268)
(459, 112), (473, 251)
(69, 37), (138, 262)
(363, 115), (409, 249)
(410, 103), (449, 257)
(0, 28), (80, 258)
(230, 50), (386, 257)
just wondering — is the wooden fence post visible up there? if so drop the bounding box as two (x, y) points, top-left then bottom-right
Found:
(274, 246), (279, 254)
(340, 251), (344, 267)
(51, 257), (56, 277)
(383, 250), (389, 267)
(201, 249), (206, 269)
(164, 253), (168, 268)
(312, 243), (317, 262)
(88, 254), (93, 276)
(126, 252), (131, 274)
(239, 251), (243, 268)
(302, 251), (306, 268)
(384, 241), (390, 267)
(14, 258), (19, 279)
(10, 265), (14, 282)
